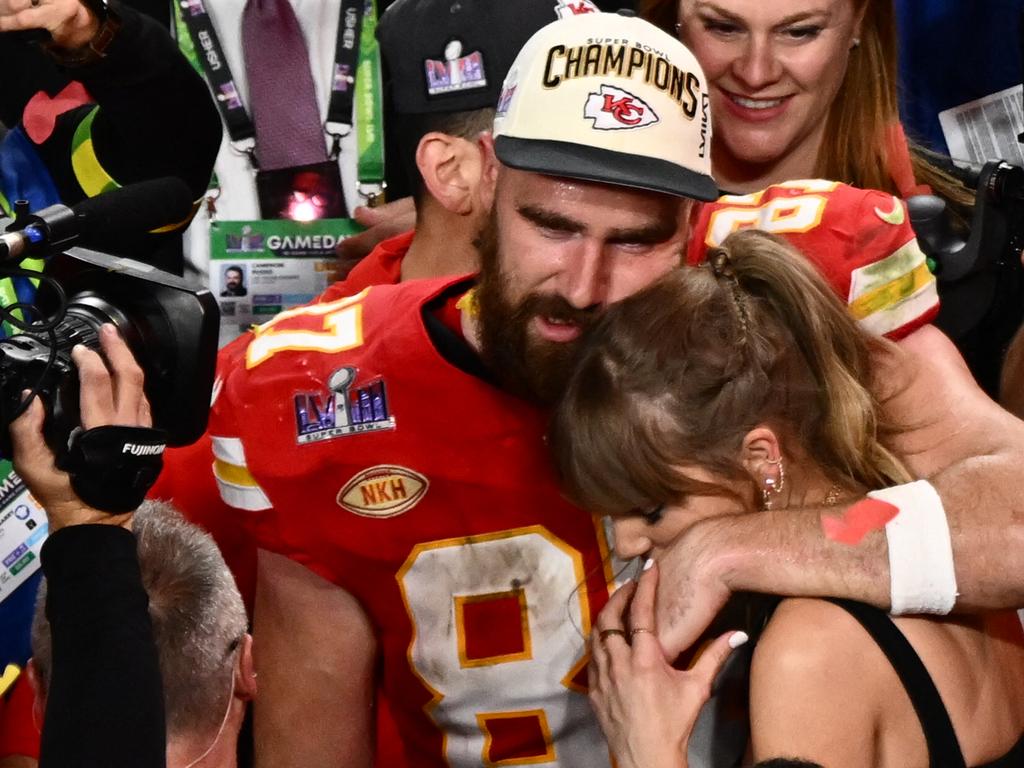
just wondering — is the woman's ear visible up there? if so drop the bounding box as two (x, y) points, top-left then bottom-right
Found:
(740, 426), (782, 483)
(851, 0), (868, 43)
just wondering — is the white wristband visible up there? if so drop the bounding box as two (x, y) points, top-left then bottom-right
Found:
(870, 480), (958, 615)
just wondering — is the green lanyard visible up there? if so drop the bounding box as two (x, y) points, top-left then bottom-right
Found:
(356, 0), (385, 198)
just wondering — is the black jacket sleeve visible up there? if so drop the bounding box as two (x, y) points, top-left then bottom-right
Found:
(37, 0), (222, 204)
(38, 524), (165, 768)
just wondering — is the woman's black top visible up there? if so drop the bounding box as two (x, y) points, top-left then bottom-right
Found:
(828, 598), (1024, 768)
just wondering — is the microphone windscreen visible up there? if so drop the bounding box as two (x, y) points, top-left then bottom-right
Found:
(73, 177), (195, 240)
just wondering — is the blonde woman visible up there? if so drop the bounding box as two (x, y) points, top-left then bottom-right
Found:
(550, 230), (1024, 767)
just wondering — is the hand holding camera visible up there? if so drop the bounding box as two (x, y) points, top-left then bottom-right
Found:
(10, 323), (154, 530)
(0, 178), (219, 518)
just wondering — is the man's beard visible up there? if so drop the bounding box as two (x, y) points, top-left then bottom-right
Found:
(473, 212), (597, 406)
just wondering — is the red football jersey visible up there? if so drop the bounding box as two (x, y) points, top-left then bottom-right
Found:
(0, 671), (36, 761)
(209, 277), (621, 767)
(155, 232), (419, 768)
(688, 179), (939, 340)
(153, 230), (420, 608)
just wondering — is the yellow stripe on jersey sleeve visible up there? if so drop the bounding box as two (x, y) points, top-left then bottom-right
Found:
(847, 238), (939, 337)
(211, 436), (273, 511)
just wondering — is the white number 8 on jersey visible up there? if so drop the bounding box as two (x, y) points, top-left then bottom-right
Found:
(398, 526), (612, 767)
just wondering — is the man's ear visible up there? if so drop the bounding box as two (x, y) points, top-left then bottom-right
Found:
(26, 659), (45, 731)
(234, 633), (257, 702)
(476, 131), (499, 212)
(416, 132), (483, 215)
(740, 426), (782, 482)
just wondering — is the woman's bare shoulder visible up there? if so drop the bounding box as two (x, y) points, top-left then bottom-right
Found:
(749, 598), (887, 767)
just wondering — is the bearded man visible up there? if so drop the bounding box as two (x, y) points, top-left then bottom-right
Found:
(202, 11), (721, 768)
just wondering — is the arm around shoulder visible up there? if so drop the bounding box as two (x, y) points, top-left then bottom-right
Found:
(879, 325), (1024, 610)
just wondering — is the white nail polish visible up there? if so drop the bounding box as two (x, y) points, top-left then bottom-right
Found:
(728, 631), (749, 649)
(642, 558), (654, 572)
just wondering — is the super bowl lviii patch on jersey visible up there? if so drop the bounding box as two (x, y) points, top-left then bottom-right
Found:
(294, 366), (396, 444)
(337, 465), (428, 518)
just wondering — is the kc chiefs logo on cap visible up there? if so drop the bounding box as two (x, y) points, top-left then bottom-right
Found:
(583, 84), (660, 130)
(554, 0), (598, 18)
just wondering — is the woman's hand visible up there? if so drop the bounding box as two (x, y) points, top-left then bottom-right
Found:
(589, 562), (747, 768)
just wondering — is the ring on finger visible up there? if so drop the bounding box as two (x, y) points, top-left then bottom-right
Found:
(630, 627), (655, 637)
(599, 628), (627, 642)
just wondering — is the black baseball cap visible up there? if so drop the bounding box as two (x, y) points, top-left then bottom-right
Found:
(378, 0), (601, 115)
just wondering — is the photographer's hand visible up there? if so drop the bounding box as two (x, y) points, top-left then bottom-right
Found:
(0, 0), (100, 50)
(10, 324), (150, 531)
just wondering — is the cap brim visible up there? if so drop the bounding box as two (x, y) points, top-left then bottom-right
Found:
(494, 135), (721, 202)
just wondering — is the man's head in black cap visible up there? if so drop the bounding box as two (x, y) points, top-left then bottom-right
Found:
(378, 0), (600, 216)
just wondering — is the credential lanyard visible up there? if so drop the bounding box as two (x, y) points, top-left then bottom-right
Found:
(173, 0), (384, 197)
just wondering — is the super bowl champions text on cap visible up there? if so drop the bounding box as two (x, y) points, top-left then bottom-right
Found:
(493, 12), (718, 201)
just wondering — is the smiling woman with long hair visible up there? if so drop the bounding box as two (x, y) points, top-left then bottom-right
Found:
(641, 0), (972, 218)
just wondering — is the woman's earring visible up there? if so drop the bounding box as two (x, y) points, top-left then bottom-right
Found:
(851, 37), (861, 49)
(761, 456), (786, 510)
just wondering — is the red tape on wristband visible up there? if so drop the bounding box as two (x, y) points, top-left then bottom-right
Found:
(821, 498), (899, 545)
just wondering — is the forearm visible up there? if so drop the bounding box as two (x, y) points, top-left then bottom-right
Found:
(701, 445), (1024, 614)
(39, 523), (165, 768)
(698, 510), (891, 608)
(253, 550), (375, 768)
(921, 451), (1024, 610)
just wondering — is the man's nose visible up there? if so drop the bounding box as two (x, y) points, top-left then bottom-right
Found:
(558, 240), (609, 310)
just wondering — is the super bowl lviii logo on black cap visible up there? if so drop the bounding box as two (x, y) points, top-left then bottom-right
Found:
(425, 40), (487, 96)
(492, 12), (719, 202)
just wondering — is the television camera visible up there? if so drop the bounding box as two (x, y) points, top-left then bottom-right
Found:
(0, 178), (219, 511)
(909, 159), (1024, 395)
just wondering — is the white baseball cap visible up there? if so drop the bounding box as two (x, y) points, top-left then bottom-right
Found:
(493, 10), (719, 201)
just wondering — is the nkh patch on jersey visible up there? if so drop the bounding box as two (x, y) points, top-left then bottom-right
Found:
(337, 465), (428, 518)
